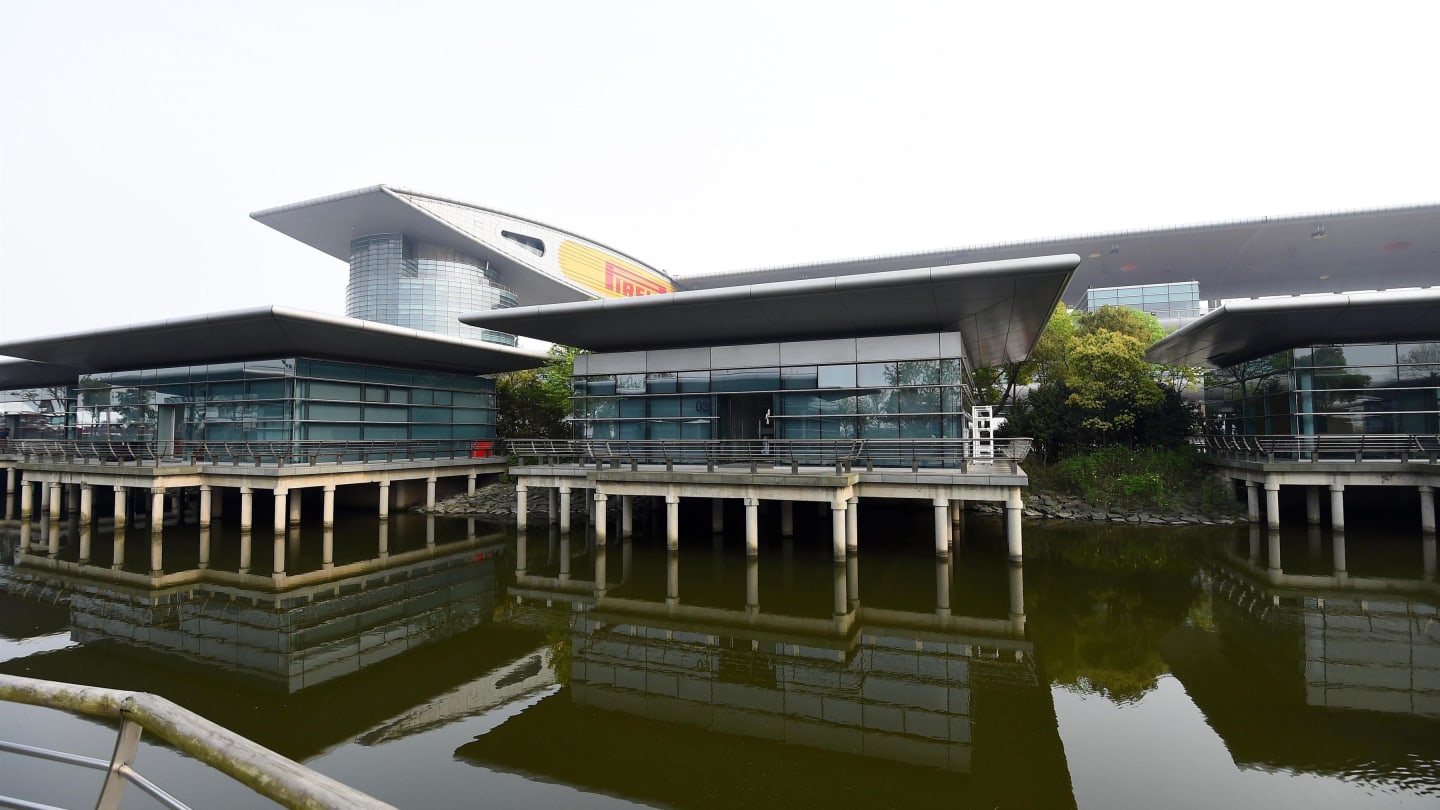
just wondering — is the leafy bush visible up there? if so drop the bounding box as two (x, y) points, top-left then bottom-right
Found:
(1031, 445), (1234, 513)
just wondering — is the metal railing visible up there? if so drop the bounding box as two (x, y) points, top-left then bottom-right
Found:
(1196, 433), (1440, 464)
(504, 438), (1032, 474)
(0, 439), (501, 467)
(0, 674), (395, 810)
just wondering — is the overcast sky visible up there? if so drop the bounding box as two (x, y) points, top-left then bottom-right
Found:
(2, 0), (1437, 342)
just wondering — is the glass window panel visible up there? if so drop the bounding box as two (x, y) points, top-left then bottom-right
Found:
(819, 393), (856, 415)
(390, 388), (410, 404)
(1399, 342), (1440, 364)
(820, 417), (856, 438)
(588, 375), (617, 396)
(305, 402), (361, 420)
(412, 406), (449, 423)
(411, 389), (434, 405)
(940, 359), (963, 385)
(364, 386), (386, 402)
(862, 416), (899, 437)
(433, 390), (452, 406)
(363, 425), (407, 440)
(898, 387), (941, 413)
(365, 405), (407, 422)
(646, 373), (677, 394)
(781, 393), (817, 415)
(711, 368), (779, 392)
(365, 366), (411, 384)
(411, 424), (452, 439)
(309, 381), (361, 401)
(817, 365), (856, 389)
(681, 396), (713, 418)
(618, 398), (647, 418)
(650, 397), (681, 418)
(897, 360), (939, 386)
(782, 366), (818, 389)
(856, 363), (893, 387)
(304, 424), (361, 440)
(619, 420), (645, 439)
(900, 417), (942, 439)
(453, 392), (487, 407)
(650, 421), (681, 440)
(616, 374), (646, 394)
(680, 420), (711, 440)
(307, 361), (366, 382)
(678, 371), (710, 393)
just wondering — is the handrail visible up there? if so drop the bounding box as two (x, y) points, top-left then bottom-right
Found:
(503, 437), (1032, 473)
(0, 674), (395, 810)
(0, 438), (502, 467)
(1195, 433), (1440, 464)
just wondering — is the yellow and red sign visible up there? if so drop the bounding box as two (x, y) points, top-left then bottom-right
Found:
(558, 240), (673, 299)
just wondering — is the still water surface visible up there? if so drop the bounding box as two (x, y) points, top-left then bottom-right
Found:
(2, 505), (1437, 809)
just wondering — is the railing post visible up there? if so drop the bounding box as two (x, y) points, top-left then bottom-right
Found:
(96, 715), (145, 810)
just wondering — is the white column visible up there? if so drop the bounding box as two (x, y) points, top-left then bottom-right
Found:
(112, 486), (127, 530)
(198, 528), (210, 569)
(1305, 487), (1321, 525)
(377, 481), (390, 520)
(621, 495), (633, 537)
(594, 492), (608, 543)
(666, 494), (680, 550)
(1419, 485), (1435, 534)
(239, 487), (253, 531)
(846, 496), (858, 552)
(80, 484), (93, 525)
(272, 489), (287, 535)
(547, 487), (557, 525)
(831, 500), (846, 560)
(1246, 482), (1260, 523)
(322, 484), (335, 528)
(744, 497), (759, 556)
(150, 488), (165, 536)
(467, 473), (477, 496)
(199, 485), (212, 528)
(1330, 484), (1346, 532)
(49, 482), (62, 521)
(516, 484), (528, 531)
(2, 472), (13, 520)
(425, 477), (437, 510)
(933, 497), (950, 556)
(1264, 481), (1281, 529)
(560, 487), (572, 532)
(780, 500), (794, 537)
(40, 481), (52, 518)
(19, 480), (33, 521)
(1005, 488), (1023, 560)
(712, 499), (725, 533)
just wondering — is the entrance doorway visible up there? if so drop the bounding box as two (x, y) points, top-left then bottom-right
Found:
(717, 394), (774, 440)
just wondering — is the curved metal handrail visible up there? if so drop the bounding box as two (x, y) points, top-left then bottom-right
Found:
(1196, 433), (1440, 463)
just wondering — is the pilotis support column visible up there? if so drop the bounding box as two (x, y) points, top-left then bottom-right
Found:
(149, 489), (165, 536)
(112, 486), (127, 530)
(744, 497), (759, 556)
(2, 472), (13, 520)
(594, 492), (608, 544)
(49, 482), (62, 522)
(378, 482), (390, 520)
(1246, 482), (1259, 524)
(846, 496), (858, 553)
(621, 495), (633, 537)
(1330, 484), (1346, 532)
(323, 485), (335, 529)
(1005, 488), (1023, 560)
(516, 484), (528, 531)
(1419, 485), (1435, 534)
(239, 487), (253, 531)
(80, 484), (93, 526)
(831, 500), (847, 560)
(272, 489), (287, 535)
(560, 487), (572, 532)
(19, 481), (33, 522)
(199, 485), (212, 528)
(467, 474), (477, 496)
(1264, 481), (1281, 530)
(425, 477), (437, 511)
(547, 488), (557, 525)
(933, 498), (950, 556)
(665, 495), (680, 550)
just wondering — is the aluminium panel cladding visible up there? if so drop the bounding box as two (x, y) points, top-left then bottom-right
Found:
(582, 333), (966, 376)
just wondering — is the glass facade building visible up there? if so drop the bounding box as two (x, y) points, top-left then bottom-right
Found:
(3, 359), (496, 442)
(1203, 341), (1440, 436)
(1077, 281), (1203, 320)
(347, 234), (519, 345)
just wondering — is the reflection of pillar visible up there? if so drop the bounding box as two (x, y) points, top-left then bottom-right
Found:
(1246, 482), (1259, 523)
(1332, 531), (1347, 576)
(1307, 525), (1323, 565)
(1248, 525), (1261, 565)
(425, 477), (437, 511)
(1267, 530), (1282, 573)
(516, 484), (528, 531)
(426, 516), (435, 548)
(665, 495), (679, 550)
(78, 525), (92, 564)
(1419, 485), (1436, 534)
(239, 531), (252, 573)
(2, 471), (12, 520)
(1008, 561), (1026, 634)
(746, 556), (759, 613)
(49, 482), (62, 521)
(1005, 488), (1023, 560)
(559, 533), (571, 581)
(110, 526), (123, 569)
(560, 487), (572, 532)
(594, 544), (607, 597)
(199, 485), (212, 528)
(149, 528), (163, 576)
(830, 500), (846, 560)
(744, 497), (759, 556)
(933, 498), (950, 556)
(1264, 481), (1280, 529)
(47, 518), (60, 558)
(272, 530), (285, 577)
(595, 492), (608, 543)
(113, 486), (127, 530)
(272, 489), (286, 536)
(1423, 535), (1436, 581)
(239, 487), (253, 531)
(516, 529), (527, 574)
(19, 518), (31, 556)
(547, 525), (558, 565)
(846, 496), (858, 553)
(621, 495), (633, 537)
(1330, 484), (1345, 531)
(622, 537), (632, 584)
(666, 550), (679, 607)
(80, 484), (93, 525)
(377, 522), (388, 560)
(712, 498), (724, 534)
(378, 481), (390, 520)
(198, 528), (210, 569)
(322, 484), (335, 528)
(1305, 487), (1321, 526)
(832, 562), (847, 616)
(846, 554), (859, 608)
(322, 526), (334, 569)
(150, 488), (166, 537)
(546, 487), (556, 525)
(936, 555), (951, 614)
(288, 489), (302, 525)
(780, 501), (794, 537)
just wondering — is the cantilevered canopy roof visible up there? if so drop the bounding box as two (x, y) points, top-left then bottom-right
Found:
(0, 306), (547, 376)
(1145, 289), (1440, 368)
(0, 360), (82, 390)
(682, 203), (1440, 306)
(461, 254), (1079, 368)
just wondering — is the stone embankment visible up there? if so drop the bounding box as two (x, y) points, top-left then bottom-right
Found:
(419, 480), (576, 519)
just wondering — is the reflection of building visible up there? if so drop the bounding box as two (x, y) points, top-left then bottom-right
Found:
(1075, 281), (1204, 324)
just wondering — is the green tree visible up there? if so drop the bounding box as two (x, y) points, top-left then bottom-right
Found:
(495, 345), (580, 439)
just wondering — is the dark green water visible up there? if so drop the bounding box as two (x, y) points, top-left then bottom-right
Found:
(2, 503), (1437, 809)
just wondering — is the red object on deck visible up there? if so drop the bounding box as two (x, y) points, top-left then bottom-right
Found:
(470, 440), (494, 458)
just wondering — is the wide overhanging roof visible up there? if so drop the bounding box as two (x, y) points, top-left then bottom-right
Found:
(1145, 289), (1440, 368)
(461, 254), (1079, 368)
(681, 203), (1440, 305)
(0, 360), (82, 390)
(0, 306), (547, 376)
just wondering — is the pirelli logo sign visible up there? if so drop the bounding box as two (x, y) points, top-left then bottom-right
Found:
(559, 240), (673, 299)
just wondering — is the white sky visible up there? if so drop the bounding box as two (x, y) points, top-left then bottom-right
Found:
(2, 0), (1437, 341)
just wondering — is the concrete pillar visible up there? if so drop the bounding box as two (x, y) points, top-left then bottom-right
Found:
(425, 477), (437, 511)
(665, 495), (680, 550)
(846, 496), (858, 552)
(666, 550), (679, 607)
(112, 486), (126, 530)
(150, 488), (165, 536)
(467, 473), (477, 496)
(198, 528), (210, 569)
(1330, 484), (1346, 532)
(1264, 481), (1281, 530)
(744, 497), (759, 556)
(594, 492), (608, 544)
(1246, 482), (1259, 523)
(936, 555), (951, 614)
(2, 471), (13, 520)
(19, 480), (33, 521)
(780, 500), (794, 537)
(272, 489), (287, 535)
(1305, 487), (1322, 526)
(831, 501), (846, 560)
(199, 485), (212, 528)
(80, 484), (93, 525)
(1005, 488), (1024, 560)
(1419, 485), (1436, 534)
(516, 484), (528, 531)
(78, 525), (92, 564)
(288, 489), (302, 525)
(712, 499), (725, 533)
(586, 488), (595, 526)
(621, 495), (633, 537)
(378, 481), (390, 520)
(547, 488), (557, 525)
(322, 485), (335, 528)
(1332, 531), (1348, 575)
(560, 487), (572, 532)
(48, 482), (62, 521)
(239, 487), (253, 531)
(746, 556), (759, 613)
(933, 498), (950, 556)
(322, 527), (334, 569)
